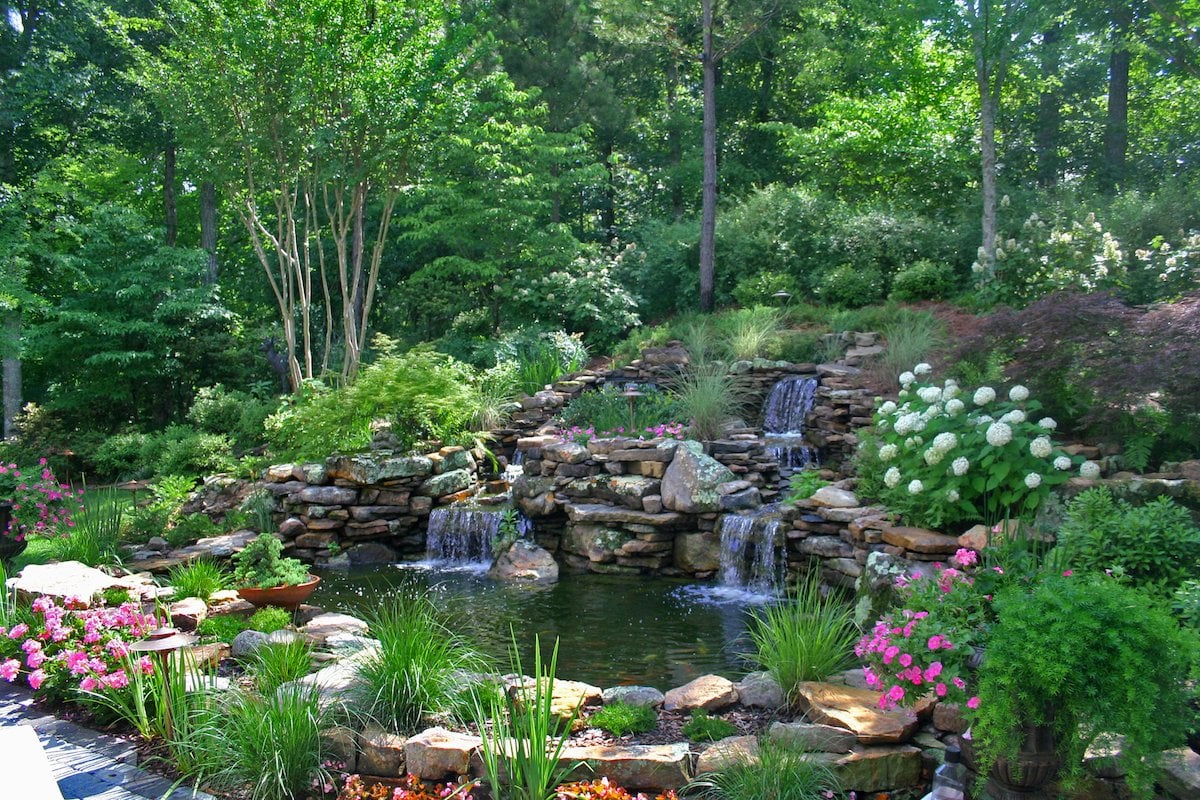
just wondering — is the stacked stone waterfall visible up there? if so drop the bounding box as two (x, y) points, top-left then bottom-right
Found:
(425, 506), (501, 566)
(717, 506), (786, 597)
(762, 375), (819, 473)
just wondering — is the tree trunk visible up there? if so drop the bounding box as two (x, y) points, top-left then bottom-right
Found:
(1102, 4), (1132, 191)
(699, 0), (717, 313)
(2, 311), (22, 440)
(667, 56), (684, 221)
(601, 140), (616, 239)
(978, 78), (999, 276)
(1035, 23), (1062, 188)
(163, 144), (178, 246)
(200, 181), (219, 283)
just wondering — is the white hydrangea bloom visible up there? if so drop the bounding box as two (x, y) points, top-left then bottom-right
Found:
(898, 389), (909, 399)
(922, 404), (942, 420)
(904, 437), (917, 449)
(951, 456), (970, 476)
(945, 398), (965, 416)
(877, 420), (890, 432)
(1080, 461), (1101, 479)
(943, 383), (960, 400)
(918, 386), (943, 404)
(986, 422), (1014, 447)
(879, 400), (898, 415)
(914, 363), (933, 376)
(1030, 437), (1052, 458)
(908, 479), (924, 495)
(933, 432), (958, 452)
(879, 444), (898, 461)
(947, 489), (960, 502)
(885, 467), (902, 488)
(974, 414), (994, 426)
(1038, 417), (1058, 430)
(894, 414), (915, 436)
(1001, 409), (1027, 425)
(1024, 473), (1042, 489)
(899, 371), (916, 388)
(1053, 456), (1071, 471)
(974, 387), (997, 406)
(1009, 385), (1030, 402)
(924, 447), (945, 466)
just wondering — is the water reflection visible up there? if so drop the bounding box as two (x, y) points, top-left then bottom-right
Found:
(312, 566), (762, 689)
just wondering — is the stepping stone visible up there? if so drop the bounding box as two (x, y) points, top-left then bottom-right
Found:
(0, 724), (64, 800)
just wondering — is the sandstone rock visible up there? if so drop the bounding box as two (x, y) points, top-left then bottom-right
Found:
(932, 702), (967, 733)
(489, 540), (559, 582)
(835, 745), (922, 792)
(799, 535), (853, 558)
(405, 727), (481, 780)
(662, 674), (738, 712)
(419, 469), (475, 498)
(10, 562), (152, 607)
(601, 686), (665, 708)
(695, 736), (758, 774)
(303, 612), (370, 643)
(792, 682), (919, 745)
(768, 722), (856, 754)
(735, 672), (784, 709)
(557, 743), (691, 790)
(565, 503), (684, 527)
(231, 629), (270, 658)
(661, 442), (736, 514)
(267, 463), (303, 481)
(510, 678), (602, 724)
(359, 725), (407, 777)
(674, 532), (721, 573)
(322, 726), (359, 773)
(719, 487), (761, 511)
(169, 597), (208, 632)
(325, 454), (432, 484)
(184, 641), (229, 669)
(880, 525), (960, 555)
(609, 448), (675, 463)
(642, 495), (663, 514)
(562, 525), (630, 563)
(809, 486), (859, 508)
(1160, 748), (1200, 800)
(543, 442), (591, 465)
(297, 486), (358, 506)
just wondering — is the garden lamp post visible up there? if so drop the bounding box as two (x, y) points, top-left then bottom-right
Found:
(621, 387), (644, 435)
(129, 625), (197, 740)
(772, 290), (793, 308)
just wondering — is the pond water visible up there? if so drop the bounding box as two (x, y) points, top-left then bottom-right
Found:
(311, 564), (769, 690)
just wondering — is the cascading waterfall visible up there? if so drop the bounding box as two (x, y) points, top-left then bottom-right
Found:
(716, 506), (786, 598)
(762, 376), (819, 471)
(425, 506), (501, 568)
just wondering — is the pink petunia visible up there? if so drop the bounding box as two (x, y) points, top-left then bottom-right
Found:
(967, 696), (981, 709)
(28, 669), (46, 690)
(0, 658), (19, 682)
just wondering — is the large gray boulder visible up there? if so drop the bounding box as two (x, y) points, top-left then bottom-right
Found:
(660, 441), (736, 514)
(489, 540), (559, 582)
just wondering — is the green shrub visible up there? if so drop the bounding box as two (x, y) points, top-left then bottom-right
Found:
(749, 571), (857, 704)
(189, 384), (275, 450)
(687, 737), (839, 800)
(588, 702), (657, 737)
(167, 557), (230, 602)
(771, 330), (823, 363)
(232, 534), (309, 589)
(249, 639), (313, 695)
(92, 432), (152, 480)
(198, 613), (250, 641)
(1056, 489), (1200, 594)
(493, 328), (588, 396)
(682, 710), (737, 742)
(152, 425), (235, 477)
(167, 512), (221, 548)
(610, 322), (676, 367)
(55, 487), (124, 566)
(784, 470), (828, 503)
(889, 259), (960, 301)
(557, 384), (684, 438)
(817, 265), (885, 308)
(353, 589), (487, 732)
(876, 309), (945, 387)
(247, 606), (294, 634)
(732, 272), (801, 308)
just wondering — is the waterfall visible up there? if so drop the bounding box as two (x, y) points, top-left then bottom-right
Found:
(762, 376), (819, 471)
(717, 507), (786, 598)
(425, 507), (501, 568)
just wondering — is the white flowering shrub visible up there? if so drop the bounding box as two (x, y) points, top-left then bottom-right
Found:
(860, 368), (1080, 528)
(1132, 233), (1200, 302)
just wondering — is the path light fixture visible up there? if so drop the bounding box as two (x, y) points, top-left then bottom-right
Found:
(621, 387), (644, 435)
(772, 290), (793, 308)
(129, 625), (197, 739)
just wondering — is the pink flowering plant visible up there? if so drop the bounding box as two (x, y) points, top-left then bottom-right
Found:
(0, 595), (159, 703)
(856, 547), (1011, 711)
(0, 458), (83, 542)
(558, 422), (685, 446)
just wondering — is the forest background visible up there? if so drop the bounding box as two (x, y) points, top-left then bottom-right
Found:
(1, 0), (1198, 478)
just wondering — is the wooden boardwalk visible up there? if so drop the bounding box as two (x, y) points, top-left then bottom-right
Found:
(0, 683), (214, 800)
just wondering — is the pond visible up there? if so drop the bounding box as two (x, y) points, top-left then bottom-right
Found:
(311, 564), (771, 690)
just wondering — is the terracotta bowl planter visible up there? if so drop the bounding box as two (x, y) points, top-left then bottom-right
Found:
(236, 574), (321, 611)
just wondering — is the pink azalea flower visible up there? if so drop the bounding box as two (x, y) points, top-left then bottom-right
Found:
(28, 669), (46, 690)
(967, 695), (981, 709)
(0, 658), (19, 681)
(79, 676), (100, 692)
(935, 682), (948, 697)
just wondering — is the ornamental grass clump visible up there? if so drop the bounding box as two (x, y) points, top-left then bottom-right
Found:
(860, 363), (1095, 529)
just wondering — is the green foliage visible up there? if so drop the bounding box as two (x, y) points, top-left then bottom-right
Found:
(557, 385), (684, 438)
(247, 607), (294, 635)
(889, 259), (961, 302)
(681, 710), (737, 743)
(713, 306), (785, 361)
(55, 487), (124, 566)
(817, 265), (885, 308)
(587, 702), (657, 737)
(167, 512), (221, 548)
(249, 640), (313, 695)
(609, 322), (676, 368)
(475, 635), (579, 800)
(749, 572), (857, 703)
(232, 534), (310, 589)
(973, 576), (1197, 797)
(188, 384), (274, 451)
(687, 738), (839, 800)
(1056, 489), (1200, 594)
(92, 433), (153, 481)
(876, 310), (945, 387)
(784, 470), (829, 503)
(773, 330), (824, 364)
(671, 365), (750, 442)
(493, 329), (588, 396)
(198, 614), (250, 642)
(732, 272), (801, 308)
(166, 558), (230, 603)
(353, 589), (487, 733)
(239, 489), (277, 535)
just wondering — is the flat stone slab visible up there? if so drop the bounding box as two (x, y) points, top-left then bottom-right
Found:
(835, 745), (922, 792)
(792, 682), (918, 745)
(809, 486), (859, 508)
(601, 686), (664, 708)
(768, 721), (857, 754)
(565, 503), (684, 527)
(663, 674), (738, 712)
(303, 612), (370, 643)
(1161, 748), (1200, 800)
(558, 743), (691, 790)
(405, 727), (481, 780)
(0, 724), (64, 800)
(695, 736), (758, 774)
(880, 525), (961, 555)
(9, 562), (155, 606)
(510, 678), (602, 723)
(735, 672), (784, 710)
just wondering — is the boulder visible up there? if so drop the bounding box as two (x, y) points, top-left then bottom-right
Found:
(405, 727), (481, 780)
(792, 682), (919, 745)
(557, 743), (691, 790)
(418, 469), (474, 498)
(718, 487), (761, 511)
(734, 672), (784, 709)
(344, 542), (398, 564)
(835, 745), (923, 792)
(662, 674), (738, 712)
(565, 503), (684, 528)
(880, 525), (960, 555)
(695, 736), (759, 774)
(809, 486), (859, 508)
(325, 454), (433, 484)
(489, 540), (559, 582)
(230, 629), (270, 658)
(509, 677), (602, 725)
(673, 532), (721, 573)
(660, 442), (736, 514)
(297, 486), (358, 506)
(169, 597), (208, 632)
(601, 686), (665, 708)
(303, 612), (370, 643)
(359, 725), (407, 777)
(322, 726), (359, 773)
(542, 442), (591, 465)
(768, 722), (856, 754)
(10, 562), (153, 607)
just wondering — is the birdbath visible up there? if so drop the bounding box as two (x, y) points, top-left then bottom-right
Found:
(129, 625), (197, 739)
(621, 387), (644, 435)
